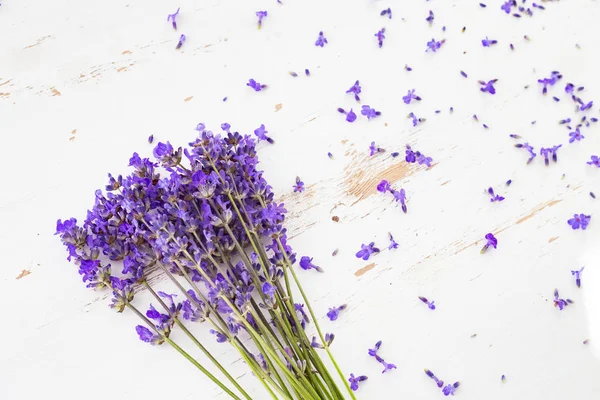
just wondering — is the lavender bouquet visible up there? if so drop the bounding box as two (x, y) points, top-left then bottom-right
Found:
(55, 125), (355, 400)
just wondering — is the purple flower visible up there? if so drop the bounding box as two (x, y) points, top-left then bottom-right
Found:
(481, 37), (498, 47)
(515, 142), (537, 164)
(167, 7), (180, 30)
(501, 1), (512, 13)
(326, 304), (347, 321)
(403, 89), (422, 104)
(380, 360), (397, 374)
(377, 180), (391, 193)
(254, 124), (274, 143)
(426, 38), (444, 52)
(311, 336), (324, 349)
(418, 296), (436, 310)
(147, 134), (154, 144)
(348, 374), (368, 391)
(565, 83), (575, 94)
(369, 141), (384, 156)
(247, 79), (267, 91)
(553, 288), (573, 310)
(569, 128), (584, 143)
(315, 31), (328, 47)
(417, 153), (433, 167)
(442, 382), (460, 396)
(405, 145), (416, 162)
(388, 233), (399, 250)
(480, 233), (497, 254)
(479, 79), (497, 94)
(356, 242), (380, 260)
(487, 187), (505, 202)
(338, 107), (357, 122)
(571, 267), (584, 288)
(580, 100), (594, 111)
(293, 176), (305, 193)
(587, 155), (600, 167)
(408, 112), (424, 127)
(539, 144), (562, 166)
(262, 281), (275, 298)
(374, 28), (386, 48)
(209, 329), (228, 343)
(538, 71), (562, 94)
(381, 8), (392, 19)
(136, 325), (163, 345)
(256, 11), (267, 28)
(426, 10), (434, 25)
(567, 213), (591, 230)
(392, 189), (407, 213)
(424, 369), (445, 388)
(346, 80), (362, 102)
(176, 34), (186, 49)
(299, 256), (323, 272)
(361, 105), (381, 120)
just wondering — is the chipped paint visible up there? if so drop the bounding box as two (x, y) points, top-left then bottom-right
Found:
(122, 50), (132, 55)
(516, 199), (562, 225)
(24, 35), (53, 49)
(50, 88), (61, 96)
(184, 96), (194, 102)
(275, 103), (283, 111)
(548, 237), (559, 243)
(16, 270), (32, 279)
(354, 263), (375, 277)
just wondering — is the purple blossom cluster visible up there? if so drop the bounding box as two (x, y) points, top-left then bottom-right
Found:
(377, 180), (407, 213)
(55, 125), (354, 399)
(425, 369), (460, 396)
(405, 144), (433, 167)
(368, 341), (397, 374)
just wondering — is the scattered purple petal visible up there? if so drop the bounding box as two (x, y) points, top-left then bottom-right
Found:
(538, 71), (562, 94)
(375, 28), (386, 48)
(488, 187), (505, 202)
(346, 80), (362, 102)
(256, 11), (267, 28)
(247, 79), (267, 92)
(424, 369), (445, 389)
(419, 296), (436, 310)
(326, 304), (347, 321)
(480, 233), (498, 254)
(403, 89), (422, 104)
(369, 141), (385, 156)
(148, 134), (154, 144)
(442, 382), (460, 396)
(355, 242), (380, 260)
(481, 37), (498, 47)
(361, 105), (381, 120)
(254, 124), (274, 143)
(299, 256), (323, 272)
(567, 213), (591, 230)
(315, 31), (328, 47)
(381, 8), (392, 19)
(426, 38), (444, 52)
(426, 10), (435, 25)
(571, 267), (584, 288)
(176, 34), (186, 49)
(348, 374), (368, 391)
(479, 79), (497, 95)
(553, 288), (574, 310)
(587, 155), (600, 167)
(338, 107), (357, 123)
(167, 8), (180, 30)
(539, 144), (562, 166)
(569, 128), (584, 143)
(460, 70), (468, 78)
(388, 233), (399, 250)
(293, 176), (305, 193)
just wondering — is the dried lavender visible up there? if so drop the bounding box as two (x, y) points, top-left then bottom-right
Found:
(56, 126), (357, 400)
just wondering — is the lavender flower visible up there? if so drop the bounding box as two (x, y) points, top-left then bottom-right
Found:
(379, 360), (397, 374)
(487, 187), (505, 202)
(293, 176), (305, 193)
(479, 79), (497, 94)
(392, 189), (407, 213)
(580, 100), (594, 111)
(167, 7), (180, 30)
(361, 105), (381, 120)
(538, 71), (562, 94)
(442, 382), (460, 396)
(346, 80), (362, 102)
(176, 34), (186, 49)
(539, 144), (562, 166)
(460, 70), (468, 78)
(426, 38), (444, 52)
(515, 142), (537, 164)
(553, 288), (574, 310)
(254, 124), (274, 143)
(388, 233), (398, 250)
(417, 153), (433, 167)
(299, 256), (323, 272)
(356, 242), (380, 260)
(315, 31), (328, 47)
(377, 180), (391, 193)
(501, 1), (512, 13)
(262, 282), (276, 298)
(311, 336), (324, 349)
(210, 329), (228, 343)
(369, 141), (384, 156)
(424, 369), (445, 388)
(408, 112), (424, 127)
(338, 108), (357, 123)
(256, 11), (267, 28)
(587, 155), (600, 167)
(381, 8), (392, 19)
(480, 233), (497, 254)
(569, 128), (584, 143)
(348, 374), (368, 391)
(327, 304), (347, 321)
(247, 78), (267, 91)
(403, 89), (422, 104)
(368, 340), (382, 357)
(571, 267), (584, 288)
(148, 134), (154, 144)
(567, 213), (591, 230)
(418, 296), (436, 310)
(426, 10), (434, 25)
(136, 325), (163, 345)
(565, 83), (575, 94)
(481, 37), (498, 47)
(375, 28), (386, 48)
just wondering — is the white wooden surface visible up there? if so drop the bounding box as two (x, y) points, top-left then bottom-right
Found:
(2, 0), (600, 399)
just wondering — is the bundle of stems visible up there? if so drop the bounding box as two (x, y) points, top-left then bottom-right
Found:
(56, 126), (356, 400)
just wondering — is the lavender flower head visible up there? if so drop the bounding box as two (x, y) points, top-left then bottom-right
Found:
(375, 28), (386, 48)
(315, 31), (328, 47)
(348, 374), (368, 391)
(326, 304), (347, 321)
(480, 233), (497, 254)
(361, 105), (381, 120)
(567, 213), (591, 230)
(346, 80), (362, 102)
(256, 11), (267, 28)
(419, 296), (436, 310)
(167, 7), (180, 30)
(403, 89), (422, 104)
(571, 267), (584, 288)
(356, 242), (380, 260)
(247, 79), (267, 92)
(553, 288), (573, 310)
